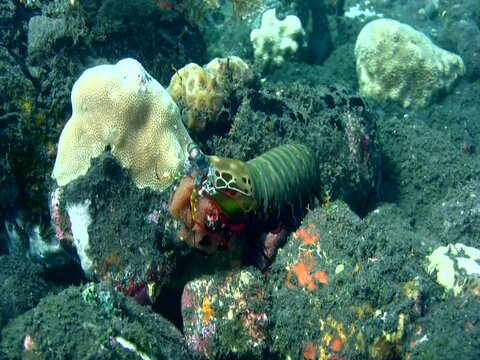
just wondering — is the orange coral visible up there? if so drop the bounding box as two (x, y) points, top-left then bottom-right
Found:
(293, 257), (316, 291)
(286, 253), (328, 291)
(314, 270), (329, 285)
(330, 337), (343, 352)
(295, 224), (320, 245)
(303, 341), (317, 360)
(201, 296), (215, 324)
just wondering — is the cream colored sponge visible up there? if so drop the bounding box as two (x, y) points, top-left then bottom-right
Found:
(250, 8), (306, 72)
(52, 58), (192, 191)
(355, 18), (465, 108)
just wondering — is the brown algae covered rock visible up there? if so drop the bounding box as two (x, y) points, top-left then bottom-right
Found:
(1, 282), (190, 359)
(181, 268), (268, 358)
(48, 58), (195, 300)
(50, 153), (174, 305)
(0, 255), (49, 328)
(407, 295), (480, 359)
(267, 201), (442, 359)
(204, 82), (381, 214)
(377, 116), (480, 229)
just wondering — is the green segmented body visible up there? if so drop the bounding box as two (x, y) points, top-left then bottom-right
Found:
(246, 144), (320, 214)
(203, 144), (320, 225)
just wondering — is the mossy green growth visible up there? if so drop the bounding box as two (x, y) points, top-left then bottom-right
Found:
(82, 282), (116, 314)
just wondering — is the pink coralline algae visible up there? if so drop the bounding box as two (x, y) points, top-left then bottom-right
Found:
(49, 188), (69, 243)
(147, 210), (161, 224)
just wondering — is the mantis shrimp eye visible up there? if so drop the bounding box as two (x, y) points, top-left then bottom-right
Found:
(187, 142), (209, 171)
(187, 143), (200, 161)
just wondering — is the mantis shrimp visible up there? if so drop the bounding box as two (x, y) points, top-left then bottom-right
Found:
(168, 142), (320, 266)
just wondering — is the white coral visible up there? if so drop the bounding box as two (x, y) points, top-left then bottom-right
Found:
(250, 9), (306, 72)
(67, 201), (93, 277)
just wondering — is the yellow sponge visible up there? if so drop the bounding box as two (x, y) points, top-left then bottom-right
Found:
(167, 56), (253, 133)
(52, 58), (192, 191)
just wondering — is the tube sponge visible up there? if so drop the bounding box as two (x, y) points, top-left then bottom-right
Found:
(52, 58), (192, 191)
